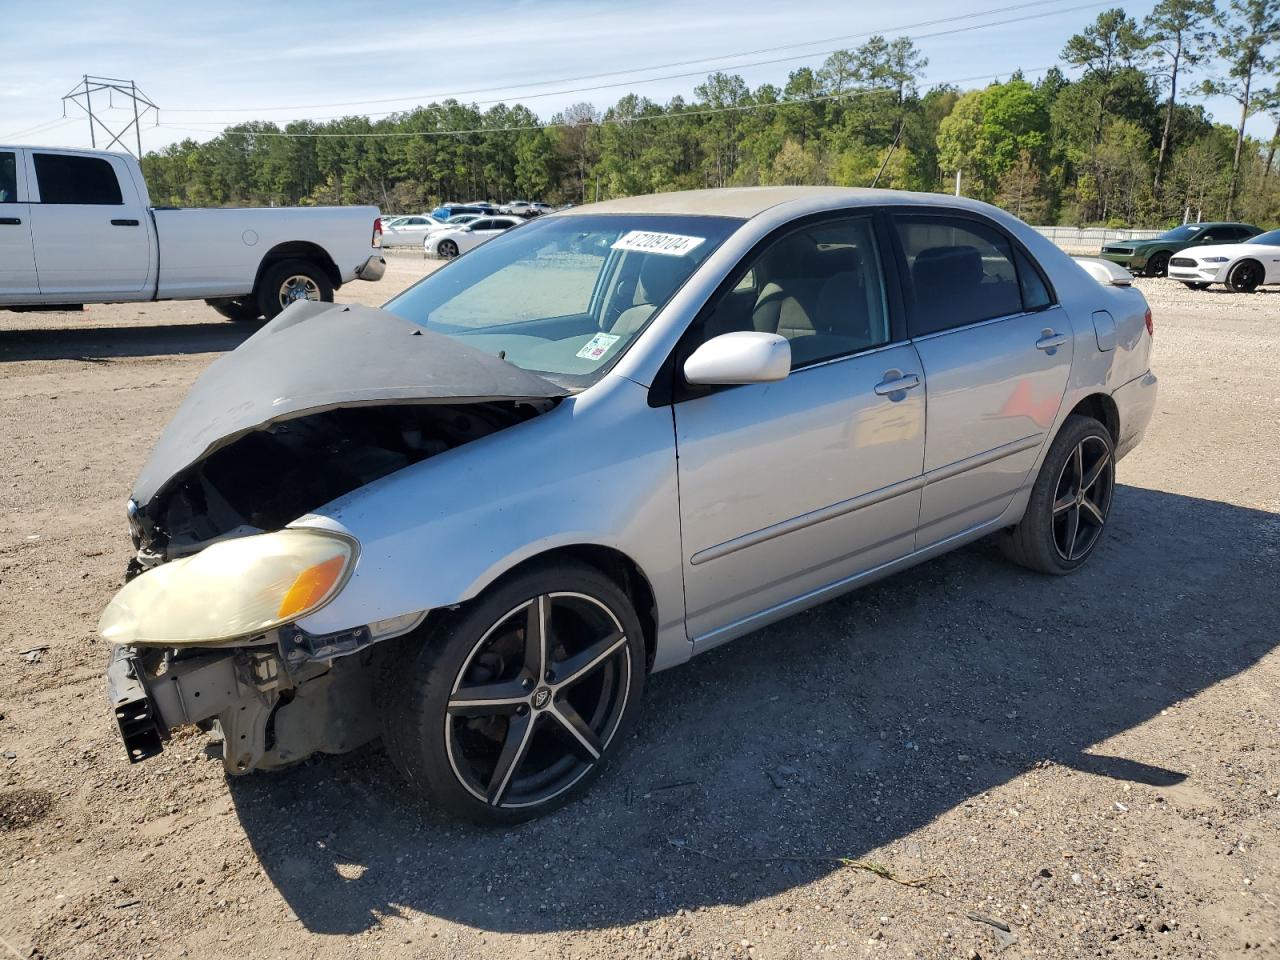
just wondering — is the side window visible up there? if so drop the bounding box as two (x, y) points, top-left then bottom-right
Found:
(0, 152), (16, 203)
(1014, 249), (1053, 311)
(695, 217), (891, 370)
(470, 219), (494, 231)
(895, 215), (1024, 336)
(33, 153), (123, 205)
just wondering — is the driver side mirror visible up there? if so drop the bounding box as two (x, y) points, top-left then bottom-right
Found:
(684, 332), (791, 386)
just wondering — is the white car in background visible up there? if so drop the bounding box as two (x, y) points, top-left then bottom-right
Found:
(381, 214), (447, 248)
(425, 215), (522, 258)
(1166, 228), (1280, 292)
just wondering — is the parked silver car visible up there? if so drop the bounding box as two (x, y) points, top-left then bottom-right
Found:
(101, 187), (1157, 823)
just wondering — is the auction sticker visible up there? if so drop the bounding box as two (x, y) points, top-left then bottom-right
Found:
(611, 230), (706, 257)
(576, 332), (621, 361)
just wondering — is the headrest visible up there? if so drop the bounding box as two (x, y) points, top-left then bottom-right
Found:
(636, 255), (688, 305)
(912, 245), (982, 288)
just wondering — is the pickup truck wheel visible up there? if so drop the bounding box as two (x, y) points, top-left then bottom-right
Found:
(204, 298), (262, 323)
(257, 259), (334, 319)
(380, 562), (645, 824)
(1000, 415), (1115, 575)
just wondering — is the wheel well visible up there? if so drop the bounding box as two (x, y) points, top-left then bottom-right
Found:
(255, 242), (341, 291)
(1232, 258), (1263, 274)
(499, 545), (659, 672)
(1067, 393), (1119, 443)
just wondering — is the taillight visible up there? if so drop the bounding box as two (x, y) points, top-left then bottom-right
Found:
(1144, 307), (1153, 337)
(372, 217), (383, 249)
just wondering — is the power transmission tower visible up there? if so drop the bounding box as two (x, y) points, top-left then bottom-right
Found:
(61, 76), (158, 156)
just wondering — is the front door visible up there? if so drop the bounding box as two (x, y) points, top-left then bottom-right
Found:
(27, 150), (151, 299)
(673, 215), (926, 642)
(892, 212), (1072, 546)
(0, 150), (39, 302)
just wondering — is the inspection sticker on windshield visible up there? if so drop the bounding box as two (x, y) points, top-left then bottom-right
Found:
(576, 332), (621, 361)
(611, 230), (706, 257)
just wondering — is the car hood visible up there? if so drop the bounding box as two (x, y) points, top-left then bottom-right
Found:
(1175, 242), (1271, 260)
(132, 300), (569, 508)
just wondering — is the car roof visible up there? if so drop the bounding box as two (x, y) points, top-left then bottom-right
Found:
(561, 186), (1013, 220)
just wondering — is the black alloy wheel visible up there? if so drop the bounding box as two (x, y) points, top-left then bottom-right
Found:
(1146, 251), (1171, 277)
(1227, 260), (1263, 293)
(380, 562), (645, 823)
(1050, 434), (1114, 563)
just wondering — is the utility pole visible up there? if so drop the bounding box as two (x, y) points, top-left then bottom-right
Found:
(955, 169), (962, 197)
(61, 76), (158, 157)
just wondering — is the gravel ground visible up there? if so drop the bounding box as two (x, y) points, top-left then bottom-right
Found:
(0, 259), (1277, 960)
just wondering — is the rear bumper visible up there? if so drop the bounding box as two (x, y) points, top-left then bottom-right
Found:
(355, 254), (387, 282)
(1113, 370), (1158, 462)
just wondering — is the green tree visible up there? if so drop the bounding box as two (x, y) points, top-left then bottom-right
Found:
(1142, 0), (1218, 195)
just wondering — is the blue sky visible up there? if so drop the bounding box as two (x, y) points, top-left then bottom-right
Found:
(0, 0), (1268, 151)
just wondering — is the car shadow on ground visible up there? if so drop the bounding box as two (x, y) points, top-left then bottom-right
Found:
(0, 321), (254, 362)
(227, 483), (1278, 935)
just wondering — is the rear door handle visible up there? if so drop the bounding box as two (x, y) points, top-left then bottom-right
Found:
(111, 218), (140, 226)
(873, 372), (921, 397)
(1036, 332), (1068, 351)
(0, 217), (21, 225)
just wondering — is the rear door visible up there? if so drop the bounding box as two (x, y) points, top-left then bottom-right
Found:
(0, 149), (39, 301)
(28, 151), (151, 298)
(892, 212), (1070, 547)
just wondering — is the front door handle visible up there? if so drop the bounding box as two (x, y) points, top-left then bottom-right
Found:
(1036, 331), (1068, 351)
(0, 217), (21, 225)
(111, 218), (140, 226)
(873, 372), (921, 397)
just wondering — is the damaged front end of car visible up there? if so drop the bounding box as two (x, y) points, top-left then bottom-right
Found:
(101, 300), (568, 773)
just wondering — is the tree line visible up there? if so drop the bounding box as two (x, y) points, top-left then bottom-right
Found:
(141, 0), (1280, 228)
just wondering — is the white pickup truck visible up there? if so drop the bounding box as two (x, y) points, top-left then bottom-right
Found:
(0, 146), (385, 321)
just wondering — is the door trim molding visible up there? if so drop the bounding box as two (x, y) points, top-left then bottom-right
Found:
(921, 432), (1044, 486)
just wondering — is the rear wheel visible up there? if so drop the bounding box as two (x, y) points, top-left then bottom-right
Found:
(1226, 259), (1263, 293)
(204, 298), (262, 323)
(1145, 251), (1170, 277)
(1001, 415), (1115, 575)
(380, 562), (646, 824)
(1182, 282), (1211, 290)
(256, 259), (334, 320)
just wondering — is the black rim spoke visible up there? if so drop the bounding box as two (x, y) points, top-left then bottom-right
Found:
(1052, 492), (1076, 515)
(1080, 495), (1107, 526)
(448, 681), (528, 718)
(1063, 504), (1081, 559)
(553, 631), (626, 688)
(1082, 450), (1110, 493)
(550, 699), (603, 761)
(486, 710), (536, 805)
(524, 595), (550, 680)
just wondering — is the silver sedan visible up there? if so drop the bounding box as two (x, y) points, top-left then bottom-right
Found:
(101, 187), (1157, 823)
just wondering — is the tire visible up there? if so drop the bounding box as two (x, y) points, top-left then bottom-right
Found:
(1182, 282), (1211, 290)
(1145, 251), (1170, 277)
(1000, 415), (1116, 575)
(380, 561), (646, 825)
(437, 239), (459, 259)
(204, 298), (262, 323)
(255, 259), (335, 320)
(1226, 259), (1263, 293)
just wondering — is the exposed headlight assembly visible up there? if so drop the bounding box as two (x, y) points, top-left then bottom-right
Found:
(99, 530), (357, 646)
(1202, 256), (1230, 263)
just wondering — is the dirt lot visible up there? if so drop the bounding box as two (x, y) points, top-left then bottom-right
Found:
(1, 258), (1277, 960)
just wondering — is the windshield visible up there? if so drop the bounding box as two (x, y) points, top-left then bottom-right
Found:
(1249, 229), (1280, 246)
(382, 213), (741, 389)
(1160, 224), (1204, 241)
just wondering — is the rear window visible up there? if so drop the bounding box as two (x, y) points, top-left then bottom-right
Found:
(34, 153), (123, 205)
(0, 152), (16, 203)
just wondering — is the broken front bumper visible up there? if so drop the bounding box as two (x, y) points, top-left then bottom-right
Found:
(105, 622), (390, 775)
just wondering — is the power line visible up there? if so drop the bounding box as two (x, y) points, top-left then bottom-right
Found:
(161, 0), (1098, 118)
(156, 64), (1057, 140)
(0, 117), (79, 142)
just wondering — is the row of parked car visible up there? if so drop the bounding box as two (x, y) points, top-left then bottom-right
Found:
(380, 200), (557, 255)
(1098, 221), (1280, 293)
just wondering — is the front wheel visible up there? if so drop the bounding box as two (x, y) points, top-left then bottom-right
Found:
(1182, 282), (1211, 290)
(1000, 415), (1116, 575)
(256, 259), (335, 320)
(1145, 252), (1170, 277)
(380, 562), (646, 824)
(437, 239), (459, 259)
(1226, 260), (1263, 293)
